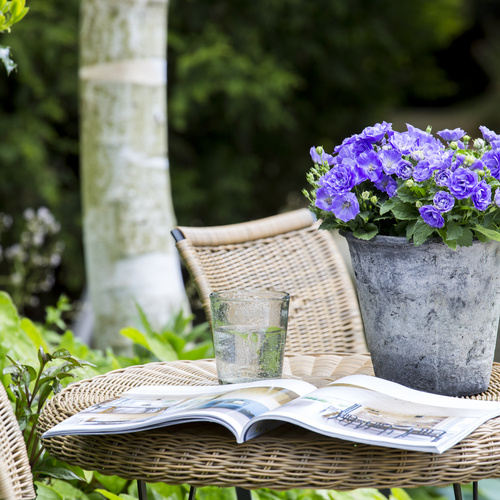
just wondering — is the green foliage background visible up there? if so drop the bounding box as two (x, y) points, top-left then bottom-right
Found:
(0, 0), (499, 308)
(167, 0), (470, 226)
(0, 0), (80, 309)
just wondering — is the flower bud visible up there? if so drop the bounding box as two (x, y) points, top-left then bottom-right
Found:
(416, 201), (423, 208)
(361, 191), (371, 200)
(426, 125), (432, 134)
(463, 135), (471, 144)
(449, 141), (458, 150)
(477, 169), (485, 178)
(370, 196), (378, 204)
(464, 155), (475, 166)
(474, 138), (486, 150)
(315, 146), (324, 155)
(406, 179), (415, 188)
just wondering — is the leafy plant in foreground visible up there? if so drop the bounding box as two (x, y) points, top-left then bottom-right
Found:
(121, 304), (213, 362)
(4, 346), (93, 481)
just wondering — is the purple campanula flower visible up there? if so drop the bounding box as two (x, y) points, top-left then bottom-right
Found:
(431, 149), (454, 171)
(379, 149), (403, 175)
(374, 175), (397, 198)
(451, 155), (465, 171)
(413, 160), (434, 182)
(482, 150), (500, 180)
(490, 140), (500, 150)
(448, 167), (479, 199)
(434, 169), (452, 187)
(331, 192), (360, 222)
(437, 128), (466, 142)
(310, 146), (335, 166)
(419, 205), (445, 228)
(339, 157), (368, 184)
(395, 160), (413, 180)
(433, 191), (455, 213)
(407, 124), (429, 139)
(479, 125), (500, 144)
(471, 180), (492, 211)
(471, 159), (486, 171)
(409, 126), (443, 155)
(334, 134), (360, 153)
(335, 138), (373, 162)
(389, 131), (416, 155)
(357, 150), (383, 182)
(495, 188), (500, 207)
(320, 164), (357, 194)
(314, 187), (335, 212)
(360, 121), (392, 143)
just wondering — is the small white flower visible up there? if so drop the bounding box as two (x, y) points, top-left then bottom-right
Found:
(10, 272), (22, 285)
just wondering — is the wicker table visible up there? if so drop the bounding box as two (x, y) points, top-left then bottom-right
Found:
(38, 354), (500, 499)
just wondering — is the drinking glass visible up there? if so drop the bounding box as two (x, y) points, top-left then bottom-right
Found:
(210, 289), (290, 384)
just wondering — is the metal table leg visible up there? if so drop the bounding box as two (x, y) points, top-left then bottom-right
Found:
(236, 487), (252, 500)
(188, 485), (251, 499)
(138, 480), (148, 500)
(453, 482), (478, 500)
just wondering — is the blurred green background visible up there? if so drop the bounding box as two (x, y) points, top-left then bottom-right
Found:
(1, 0), (499, 316)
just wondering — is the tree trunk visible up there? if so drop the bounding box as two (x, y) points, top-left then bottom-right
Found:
(79, 0), (188, 352)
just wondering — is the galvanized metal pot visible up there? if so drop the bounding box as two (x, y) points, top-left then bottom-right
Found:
(342, 231), (500, 396)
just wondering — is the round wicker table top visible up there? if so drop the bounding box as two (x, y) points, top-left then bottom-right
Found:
(38, 354), (500, 491)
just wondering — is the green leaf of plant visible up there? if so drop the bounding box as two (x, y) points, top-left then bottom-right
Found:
(379, 198), (397, 215)
(475, 231), (490, 243)
(135, 302), (155, 336)
(445, 221), (463, 241)
(120, 327), (150, 350)
(473, 225), (500, 242)
(395, 188), (421, 203)
(353, 223), (378, 240)
(21, 317), (50, 352)
(95, 490), (134, 500)
(389, 488), (414, 500)
(92, 472), (128, 494)
(318, 218), (341, 231)
(32, 482), (64, 500)
(390, 202), (420, 221)
(457, 228), (474, 247)
(412, 220), (435, 246)
(39, 478), (91, 499)
(405, 220), (417, 240)
(181, 341), (214, 360)
(34, 466), (85, 481)
(163, 330), (186, 353)
(146, 334), (178, 362)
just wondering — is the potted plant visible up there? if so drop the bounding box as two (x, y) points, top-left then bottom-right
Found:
(304, 123), (500, 396)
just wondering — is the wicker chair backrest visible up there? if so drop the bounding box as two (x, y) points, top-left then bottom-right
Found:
(0, 383), (35, 500)
(173, 209), (367, 355)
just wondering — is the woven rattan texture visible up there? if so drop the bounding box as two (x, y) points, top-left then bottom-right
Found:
(0, 384), (35, 500)
(39, 355), (500, 491)
(175, 209), (367, 354)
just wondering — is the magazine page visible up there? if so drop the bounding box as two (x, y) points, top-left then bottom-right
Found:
(244, 374), (500, 453)
(41, 379), (316, 442)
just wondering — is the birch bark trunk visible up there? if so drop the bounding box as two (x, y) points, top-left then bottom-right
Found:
(80, 0), (188, 352)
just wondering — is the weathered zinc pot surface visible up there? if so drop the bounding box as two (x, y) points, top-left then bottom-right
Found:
(342, 231), (500, 397)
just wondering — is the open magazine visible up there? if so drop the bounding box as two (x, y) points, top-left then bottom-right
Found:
(41, 374), (500, 454)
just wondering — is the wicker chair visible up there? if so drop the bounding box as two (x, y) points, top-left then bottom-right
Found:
(171, 208), (367, 355)
(0, 383), (35, 500)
